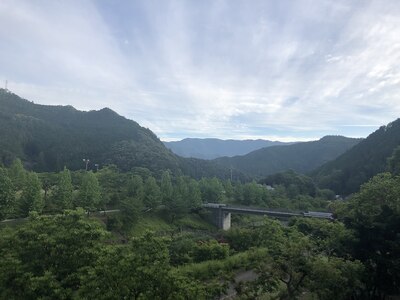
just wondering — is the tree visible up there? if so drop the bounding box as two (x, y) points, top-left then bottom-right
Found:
(289, 218), (356, 257)
(0, 167), (14, 220)
(199, 177), (225, 203)
(19, 172), (43, 217)
(127, 175), (144, 201)
(187, 179), (202, 209)
(118, 197), (141, 233)
(78, 232), (206, 299)
(52, 167), (73, 210)
(387, 145), (400, 175)
(143, 176), (161, 209)
(9, 158), (26, 191)
(161, 170), (173, 206)
(336, 172), (400, 298)
(77, 171), (101, 211)
(0, 209), (109, 299)
(307, 256), (365, 300)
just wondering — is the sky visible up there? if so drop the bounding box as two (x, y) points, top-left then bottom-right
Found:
(1, 0), (400, 142)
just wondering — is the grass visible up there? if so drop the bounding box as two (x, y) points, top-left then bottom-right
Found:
(130, 212), (217, 236)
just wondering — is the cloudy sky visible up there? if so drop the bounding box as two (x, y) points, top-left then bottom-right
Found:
(1, 0), (400, 141)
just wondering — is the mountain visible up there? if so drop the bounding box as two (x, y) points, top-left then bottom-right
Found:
(0, 89), (180, 172)
(0, 89), (239, 179)
(164, 138), (293, 159)
(313, 119), (400, 195)
(214, 136), (362, 178)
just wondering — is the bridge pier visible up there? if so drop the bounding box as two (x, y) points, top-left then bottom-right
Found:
(217, 209), (231, 230)
(205, 204), (232, 230)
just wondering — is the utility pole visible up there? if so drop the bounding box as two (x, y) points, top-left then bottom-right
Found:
(4, 80), (8, 91)
(83, 158), (90, 171)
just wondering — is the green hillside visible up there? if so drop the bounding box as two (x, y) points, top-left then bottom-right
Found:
(0, 89), (181, 172)
(0, 89), (239, 179)
(313, 118), (400, 194)
(214, 136), (361, 178)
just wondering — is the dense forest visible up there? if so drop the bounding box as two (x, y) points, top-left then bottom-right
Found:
(0, 89), (238, 180)
(1, 156), (400, 299)
(312, 119), (400, 194)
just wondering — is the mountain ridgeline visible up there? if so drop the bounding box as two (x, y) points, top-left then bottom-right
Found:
(214, 136), (362, 178)
(313, 119), (400, 194)
(164, 138), (293, 159)
(0, 89), (238, 179)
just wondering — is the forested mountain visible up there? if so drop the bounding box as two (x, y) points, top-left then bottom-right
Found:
(164, 138), (292, 159)
(0, 89), (237, 179)
(214, 136), (361, 178)
(313, 118), (400, 195)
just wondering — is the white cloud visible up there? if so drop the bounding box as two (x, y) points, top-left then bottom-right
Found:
(1, 0), (399, 141)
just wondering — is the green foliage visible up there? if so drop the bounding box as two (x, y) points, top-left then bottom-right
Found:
(52, 167), (73, 210)
(260, 170), (317, 197)
(118, 197), (141, 233)
(0, 209), (108, 299)
(387, 145), (400, 175)
(96, 165), (126, 207)
(0, 90), (235, 178)
(143, 176), (161, 209)
(313, 119), (400, 194)
(307, 256), (365, 300)
(335, 172), (400, 298)
(161, 170), (173, 205)
(77, 171), (101, 211)
(289, 218), (356, 257)
(127, 174), (145, 200)
(19, 172), (43, 217)
(78, 232), (206, 299)
(193, 240), (230, 262)
(9, 158), (26, 190)
(199, 177), (226, 203)
(0, 167), (14, 220)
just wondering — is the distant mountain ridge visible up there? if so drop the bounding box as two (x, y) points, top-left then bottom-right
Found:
(164, 138), (293, 159)
(214, 136), (362, 178)
(0, 89), (239, 179)
(313, 119), (400, 195)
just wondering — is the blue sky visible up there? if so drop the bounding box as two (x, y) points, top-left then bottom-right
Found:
(1, 0), (400, 141)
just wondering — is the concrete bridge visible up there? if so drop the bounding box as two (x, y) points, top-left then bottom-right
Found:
(202, 203), (333, 230)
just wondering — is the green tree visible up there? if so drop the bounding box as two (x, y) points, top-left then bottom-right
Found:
(387, 145), (400, 175)
(0, 167), (14, 220)
(118, 197), (141, 233)
(9, 158), (26, 191)
(77, 171), (101, 211)
(161, 170), (173, 206)
(53, 167), (73, 210)
(96, 165), (122, 207)
(199, 177), (225, 203)
(188, 179), (202, 209)
(336, 172), (400, 298)
(19, 172), (43, 217)
(307, 256), (365, 300)
(127, 175), (144, 201)
(0, 209), (108, 299)
(78, 232), (206, 299)
(143, 176), (161, 209)
(289, 218), (356, 257)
